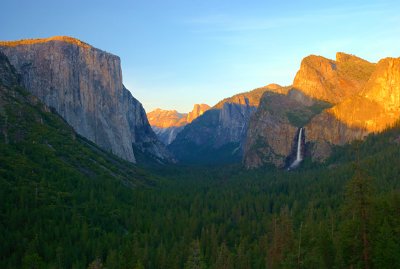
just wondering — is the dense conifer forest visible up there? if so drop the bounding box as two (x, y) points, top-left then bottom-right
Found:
(1, 52), (400, 268)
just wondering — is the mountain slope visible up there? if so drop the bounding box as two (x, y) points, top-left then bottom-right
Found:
(169, 84), (289, 164)
(245, 53), (400, 168)
(0, 36), (171, 163)
(0, 51), (156, 188)
(0, 51), (163, 268)
(244, 89), (331, 168)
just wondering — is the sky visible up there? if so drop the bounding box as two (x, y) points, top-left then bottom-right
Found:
(1, 0), (400, 113)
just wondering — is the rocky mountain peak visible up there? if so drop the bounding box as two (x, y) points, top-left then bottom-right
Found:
(265, 83), (282, 90)
(147, 109), (186, 128)
(187, 104), (211, 123)
(335, 52), (370, 64)
(147, 103), (211, 129)
(293, 53), (375, 104)
(326, 56), (400, 132)
(147, 104), (210, 145)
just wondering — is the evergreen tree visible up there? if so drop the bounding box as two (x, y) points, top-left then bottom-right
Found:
(372, 219), (400, 269)
(214, 242), (233, 269)
(341, 161), (374, 269)
(184, 240), (206, 269)
(267, 207), (295, 269)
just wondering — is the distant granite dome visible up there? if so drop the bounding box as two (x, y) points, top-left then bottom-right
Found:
(147, 108), (187, 128)
(0, 36), (172, 163)
(147, 104), (210, 145)
(186, 104), (210, 123)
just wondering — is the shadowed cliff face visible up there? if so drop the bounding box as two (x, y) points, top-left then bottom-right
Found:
(329, 57), (400, 132)
(169, 85), (287, 164)
(303, 57), (400, 160)
(167, 104), (253, 164)
(0, 36), (171, 163)
(244, 53), (400, 168)
(244, 89), (331, 168)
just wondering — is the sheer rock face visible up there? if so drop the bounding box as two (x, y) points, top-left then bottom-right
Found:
(147, 104), (210, 145)
(329, 57), (400, 132)
(169, 85), (288, 164)
(0, 36), (171, 163)
(293, 52), (375, 104)
(305, 57), (400, 158)
(244, 90), (330, 168)
(217, 98), (257, 146)
(244, 54), (400, 168)
(151, 126), (185, 145)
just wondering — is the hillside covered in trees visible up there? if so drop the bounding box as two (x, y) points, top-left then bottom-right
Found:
(0, 51), (399, 268)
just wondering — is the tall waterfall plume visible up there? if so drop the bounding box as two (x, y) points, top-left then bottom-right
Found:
(288, 127), (303, 169)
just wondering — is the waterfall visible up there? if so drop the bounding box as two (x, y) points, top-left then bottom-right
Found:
(296, 127), (303, 162)
(289, 127), (303, 169)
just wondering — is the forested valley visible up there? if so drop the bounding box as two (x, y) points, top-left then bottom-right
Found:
(1, 45), (399, 269)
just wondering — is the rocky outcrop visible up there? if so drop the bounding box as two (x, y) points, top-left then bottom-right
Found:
(304, 57), (400, 160)
(293, 52), (375, 104)
(244, 53), (400, 168)
(244, 89), (331, 168)
(169, 85), (287, 164)
(217, 97), (257, 146)
(147, 104), (210, 145)
(214, 84), (288, 109)
(329, 57), (400, 132)
(304, 111), (368, 161)
(0, 36), (171, 163)
(186, 104), (210, 123)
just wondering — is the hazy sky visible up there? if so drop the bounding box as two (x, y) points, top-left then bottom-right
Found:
(2, 0), (400, 112)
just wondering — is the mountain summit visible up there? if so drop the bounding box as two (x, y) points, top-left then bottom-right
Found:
(244, 52), (400, 168)
(147, 104), (210, 145)
(293, 52), (375, 104)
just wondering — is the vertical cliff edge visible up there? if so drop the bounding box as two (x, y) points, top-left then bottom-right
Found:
(0, 36), (171, 163)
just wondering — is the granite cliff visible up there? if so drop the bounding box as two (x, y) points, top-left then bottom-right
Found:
(244, 53), (400, 168)
(187, 104), (210, 123)
(147, 104), (210, 145)
(329, 57), (400, 132)
(244, 89), (331, 168)
(293, 52), (375, 104)
(0, 36), (171, 163)
(304, 57), (400, 159)
(169, 84), (288, 164)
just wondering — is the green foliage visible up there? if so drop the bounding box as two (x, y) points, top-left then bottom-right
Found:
(286, 102), (331, 127)
(1, 55), (399, 268)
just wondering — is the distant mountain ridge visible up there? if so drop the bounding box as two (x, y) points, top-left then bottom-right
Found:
(147, 104), (210, 145)
(168, 84), (289, 164)
(0, 36), (172, 164)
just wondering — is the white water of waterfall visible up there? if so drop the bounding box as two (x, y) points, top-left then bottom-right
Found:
(289, 128), (303, 169)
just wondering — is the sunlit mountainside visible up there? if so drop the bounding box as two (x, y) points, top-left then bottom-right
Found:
(0, 35), (399, 269)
